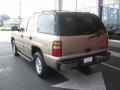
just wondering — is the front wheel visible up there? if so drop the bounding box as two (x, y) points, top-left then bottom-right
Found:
(12, 40), (19, 56)
(34, 52), (49, 78)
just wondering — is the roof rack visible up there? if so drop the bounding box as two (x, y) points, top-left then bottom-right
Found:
(33, 12), (41, 15)
(33, 10), (91, 15)
(42, 10), (56, 13)
(41, 10), (71, 13)
(33, 10), (57, 15)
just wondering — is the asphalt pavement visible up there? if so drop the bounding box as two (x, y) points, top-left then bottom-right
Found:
(0, 31), (120, 90)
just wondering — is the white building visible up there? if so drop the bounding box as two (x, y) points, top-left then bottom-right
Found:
(4, 18), (20, 27)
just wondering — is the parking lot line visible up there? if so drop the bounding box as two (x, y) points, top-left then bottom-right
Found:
(53, 70), (106, 90)
(110, 51), (120, 58)
(102, 50), (120, 71)
(102, 63), (120, 71)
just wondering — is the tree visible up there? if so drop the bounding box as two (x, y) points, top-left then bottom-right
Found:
(0, 14), (10, 26)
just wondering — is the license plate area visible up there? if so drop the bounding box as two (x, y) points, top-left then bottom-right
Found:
(84, 57), (93, 63)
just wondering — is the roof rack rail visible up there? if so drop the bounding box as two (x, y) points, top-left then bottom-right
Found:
(42, 10), (56, 12)
(33, 12), (41, 15)
(33, 10), (77, 15)
(33, 10), (58, 15)
(41, 10), (70, 13)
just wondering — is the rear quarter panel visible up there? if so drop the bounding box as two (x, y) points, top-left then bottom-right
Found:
(31, 33), (61, 66)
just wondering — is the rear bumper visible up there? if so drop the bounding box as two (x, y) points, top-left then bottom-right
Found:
(56, 51), (111, 71)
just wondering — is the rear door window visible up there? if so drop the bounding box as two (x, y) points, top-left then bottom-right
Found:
(38, 14), (55, 34)
(20, 18), (29, 31)
(27, 16), (37, 33)
(58, 13), (106, 36)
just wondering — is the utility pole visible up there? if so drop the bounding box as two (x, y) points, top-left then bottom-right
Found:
(98, 0), (103, 19)
(19, 0), (21, 27)
(58, 0), (63, 11)
(76, 0), (78, 11)
(54, 0), (57, 10)
(55, 0), (63, 11)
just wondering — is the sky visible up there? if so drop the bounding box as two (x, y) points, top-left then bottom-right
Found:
(0, 0), (98, 18)
(0, 0), (20, 18)
(0, 0), (55, 18)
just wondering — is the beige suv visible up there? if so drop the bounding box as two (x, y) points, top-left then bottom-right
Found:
(11, 11), (110, 78)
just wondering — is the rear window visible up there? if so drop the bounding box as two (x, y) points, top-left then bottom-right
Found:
(58, 13), (106, 36)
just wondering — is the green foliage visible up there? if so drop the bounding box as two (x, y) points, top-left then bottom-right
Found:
(0, 14), (11, 26)
(0, 29), (11, 31)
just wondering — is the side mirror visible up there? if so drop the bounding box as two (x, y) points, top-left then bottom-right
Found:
(11, 26), (19, 31)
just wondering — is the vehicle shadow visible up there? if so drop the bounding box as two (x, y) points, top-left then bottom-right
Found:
(19, 55), (101, 85)
(19, 56), (69, 85)
(0, 41), (101, 86)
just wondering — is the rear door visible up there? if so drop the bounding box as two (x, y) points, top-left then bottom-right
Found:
(58, 13), (108, 56)
(13, 31), (24, 52)
(22, 16), (38, 58)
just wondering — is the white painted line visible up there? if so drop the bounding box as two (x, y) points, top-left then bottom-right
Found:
(109, 39), (120, 43)
(52, 70), (106, 90)
(109, 40), (120, 48)
(110, 51), (120, 58)
(102, 63), (120, 71)
(0, 67), (13, 73)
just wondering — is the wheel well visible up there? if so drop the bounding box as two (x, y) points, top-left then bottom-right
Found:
(31, 46), (42, 56)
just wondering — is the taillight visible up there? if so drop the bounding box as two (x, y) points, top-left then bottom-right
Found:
(52, 41), (62, 57)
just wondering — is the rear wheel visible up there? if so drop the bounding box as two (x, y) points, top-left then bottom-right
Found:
(12, 40), (19, 56)
(34, 52), (49, 78)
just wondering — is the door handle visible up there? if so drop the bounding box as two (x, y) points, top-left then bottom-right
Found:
(29, 36), (32, 40)
(21, 35), (23, 38)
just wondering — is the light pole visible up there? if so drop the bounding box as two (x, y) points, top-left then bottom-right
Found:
(54, 0), (57, 10)
(19, 0), (21, 27)
(58, 0), (63, 11)
(98, 0), (103, 19)
(55, 0), (63, 11)
(76, 0), (78, 11)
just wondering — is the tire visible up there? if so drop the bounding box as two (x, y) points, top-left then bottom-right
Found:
(33, 52), (49, 78)
(12, 40), (19, 56)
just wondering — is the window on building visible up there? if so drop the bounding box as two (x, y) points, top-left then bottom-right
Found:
(102, 2), (120, 40)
